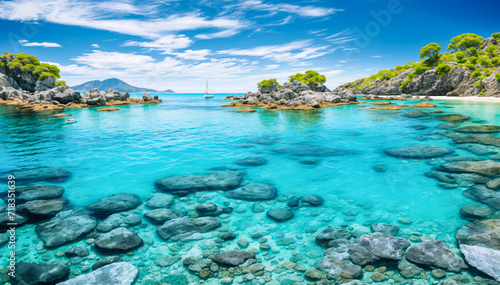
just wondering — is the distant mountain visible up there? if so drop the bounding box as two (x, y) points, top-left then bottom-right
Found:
(71, 78), (175, 93)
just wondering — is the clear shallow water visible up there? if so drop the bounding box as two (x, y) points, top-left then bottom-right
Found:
(1, 94), (500, 284)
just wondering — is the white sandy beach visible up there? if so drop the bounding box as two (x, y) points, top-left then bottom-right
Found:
(429, 96), (500, 102)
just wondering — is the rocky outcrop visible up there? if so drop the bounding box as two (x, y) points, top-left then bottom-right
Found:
(223, 80), (358, 111)
(405, 240), (467, 272)
(155, 172), (243, 196)
(14, 261), (70, 284)
(460, 245), (500, 282)
(57, 262), (138, 285)
(88, 193), (141, 217)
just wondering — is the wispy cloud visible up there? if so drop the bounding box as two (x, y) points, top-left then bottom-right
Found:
(265, 64), (279, 70)
(233, 1), (342, 17)
(217, 40), (332, 63)
(324, 30), (356, 45)
(123, 35), (193, 53)
(371, 55), (382, 58)
(174, 49), (211, 61)
(91, 43), (100, 48)
(19, 40), (62, 48)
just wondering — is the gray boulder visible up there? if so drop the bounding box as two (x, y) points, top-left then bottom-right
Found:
(317, 247), (362, 279)
(439, 160), (500, 176)
(65, 246), (89, 258)
(94, 228), (143, 253)
(35, 211), (97, 248)
(225, 183), (277, 201)
(463, 185), (500, 209)
(384, 145), (454, 159)
(0, 211), (28, 231)
(213, 250), (255, 267)
(456, 219), (500, 250)
(156, 217), (221, 241)
(9, 167), (71, 183)
(266, 208), (294, 222)
(143, 92), (152, 102)
(81, 88), (107, 106)
(13, 184), (64, 203)
(155, 172), (243, 196)
(17, 198), (69, 220)
(460, 244), (500, 282)
(144, 193), (174, 209)
(370, 223), (399, 236)
(57, 262), (138, 285)
(88, 193), (141, 217)
(405, 240), (467, 272)
(315, 228), (352, 248)
(35, 86), (81, 104)
(454, 134), (500, 147)
(96, 212), (142, 232)
(15, 261), (69, 284)
(460, 204), (495, 220)
(144, 208), (187, 225)
(354, 232), (409, 261)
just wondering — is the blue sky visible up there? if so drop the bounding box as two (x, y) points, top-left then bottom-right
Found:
(0, 0), (498, 92)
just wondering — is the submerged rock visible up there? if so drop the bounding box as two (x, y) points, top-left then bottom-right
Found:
(455, 143), (498, 155)
(36, 212), (97, 248)
(0, 210), (28, 231)
(65, 246), (89, 258)
(315, 228), (352, 248)
(402, 111), (427, 118)
(196, 202), (229, 217)
(439, 160), (500, 176)
(144, 193), (174, 209)
(397, 257), (423, 279)
(385, 144), (453, 159)
(459, 244), (500, 282)
(266, 208), (294, 222)
(15, 261), (70, 284)
(455, 125), (500, 133)
(405, 240), (467, 272)
(96, 212), (142, 232)
(17, 198), (69, 220)
(14, 184), (64, 203)
(144, 208), (187, 225)
(225, 183), (277, 201)
(94, 228), (143, 253)
(436, 114), (470, 122)
(155, 172), (243, 196)
(9, 167), (71, 183)
(88, 193), (141, 217)
(456, 219), (500, 250)
(91, 256), (124, 271)
(213, 250), (255, 267)
(157, 217), (221, 241)
(353, 232), (410, 262)
(370, 223), (399, 236)
(460, 204), (495, 220)
(454, 134), (500, 147)
(317, 247), (362, 279)
(57, 262), (138, 285)
(235, 156), (267, 166)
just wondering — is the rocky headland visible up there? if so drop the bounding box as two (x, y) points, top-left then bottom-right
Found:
(341, 33), (500, 97)
(0, 53), (162, 111)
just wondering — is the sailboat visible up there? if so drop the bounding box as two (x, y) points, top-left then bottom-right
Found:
(204, 80), (214, 98)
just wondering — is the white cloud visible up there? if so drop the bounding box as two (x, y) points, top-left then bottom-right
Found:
(217, 40), (331, 64)
(174, 49), (211, 61)
(372, 55), (382, 58)
(0, 1), (248, 41)
(71, 50), (157, 70)
(91, 43), (100, 48)
(123, 34), (193, 53)
(233, 1), (341, 17)
(19, 40), (62, 47)
(265, 64), (279, 70)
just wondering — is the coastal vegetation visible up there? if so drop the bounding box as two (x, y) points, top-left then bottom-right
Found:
(257, 78), (282, 88)
(342, 32), (500, 96)
(1, 52), (61, 81)
(256, 70), (326, 88)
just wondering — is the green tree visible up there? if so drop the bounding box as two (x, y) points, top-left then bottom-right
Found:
(448, 33), (484, 51)
(455, 51), (466, 63)
(486, 45), (500, 58)
(496, 73), (500, 81)
(492, 33), (500, 41)
(257, 78), (282, 88)
(436, 63), (452, 78)
(419, 43), (441, 64)
(289, 70), (326, 84)
(55, 80), (66, 86)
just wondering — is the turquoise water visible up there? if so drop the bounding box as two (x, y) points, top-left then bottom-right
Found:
(2, 94), (500, 284)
